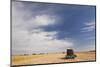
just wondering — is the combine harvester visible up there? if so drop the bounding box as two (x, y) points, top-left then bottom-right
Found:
(65, 49), (77, 59)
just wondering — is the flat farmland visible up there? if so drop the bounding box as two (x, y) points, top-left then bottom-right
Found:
(12, 51), (96, 66)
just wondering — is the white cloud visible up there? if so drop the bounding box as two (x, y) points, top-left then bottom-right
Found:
(12, 1), (73, 55)
(81, 21), (95, 32)
(12, 28), (73, 55)
(34, 15), (56, 26)
(12, 1), (59, 30)
(79, 21), (95, 51)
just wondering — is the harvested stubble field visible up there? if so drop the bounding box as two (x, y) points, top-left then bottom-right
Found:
(12, 51), (96, 66)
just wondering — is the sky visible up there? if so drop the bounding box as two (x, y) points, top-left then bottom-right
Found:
(12, 1), (96, 55)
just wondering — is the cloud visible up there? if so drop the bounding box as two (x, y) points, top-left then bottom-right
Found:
(12, 1), (60, 31)
(12, 28), (73, 55)
(34, 15), (57, 26)
(12, 1), (73, 55)
(81, 21), (95, 32)
(12, 1), (96, 55)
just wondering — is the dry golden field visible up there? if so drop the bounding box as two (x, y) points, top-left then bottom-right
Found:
(12, 51), (96, 66)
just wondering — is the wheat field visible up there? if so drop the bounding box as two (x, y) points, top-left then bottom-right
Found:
(12, 51), (96, 66)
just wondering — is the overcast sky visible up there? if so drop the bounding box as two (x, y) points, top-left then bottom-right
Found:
(12, 1), (96, 55)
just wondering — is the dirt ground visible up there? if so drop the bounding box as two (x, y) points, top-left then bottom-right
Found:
(12, 51), (96, 66)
